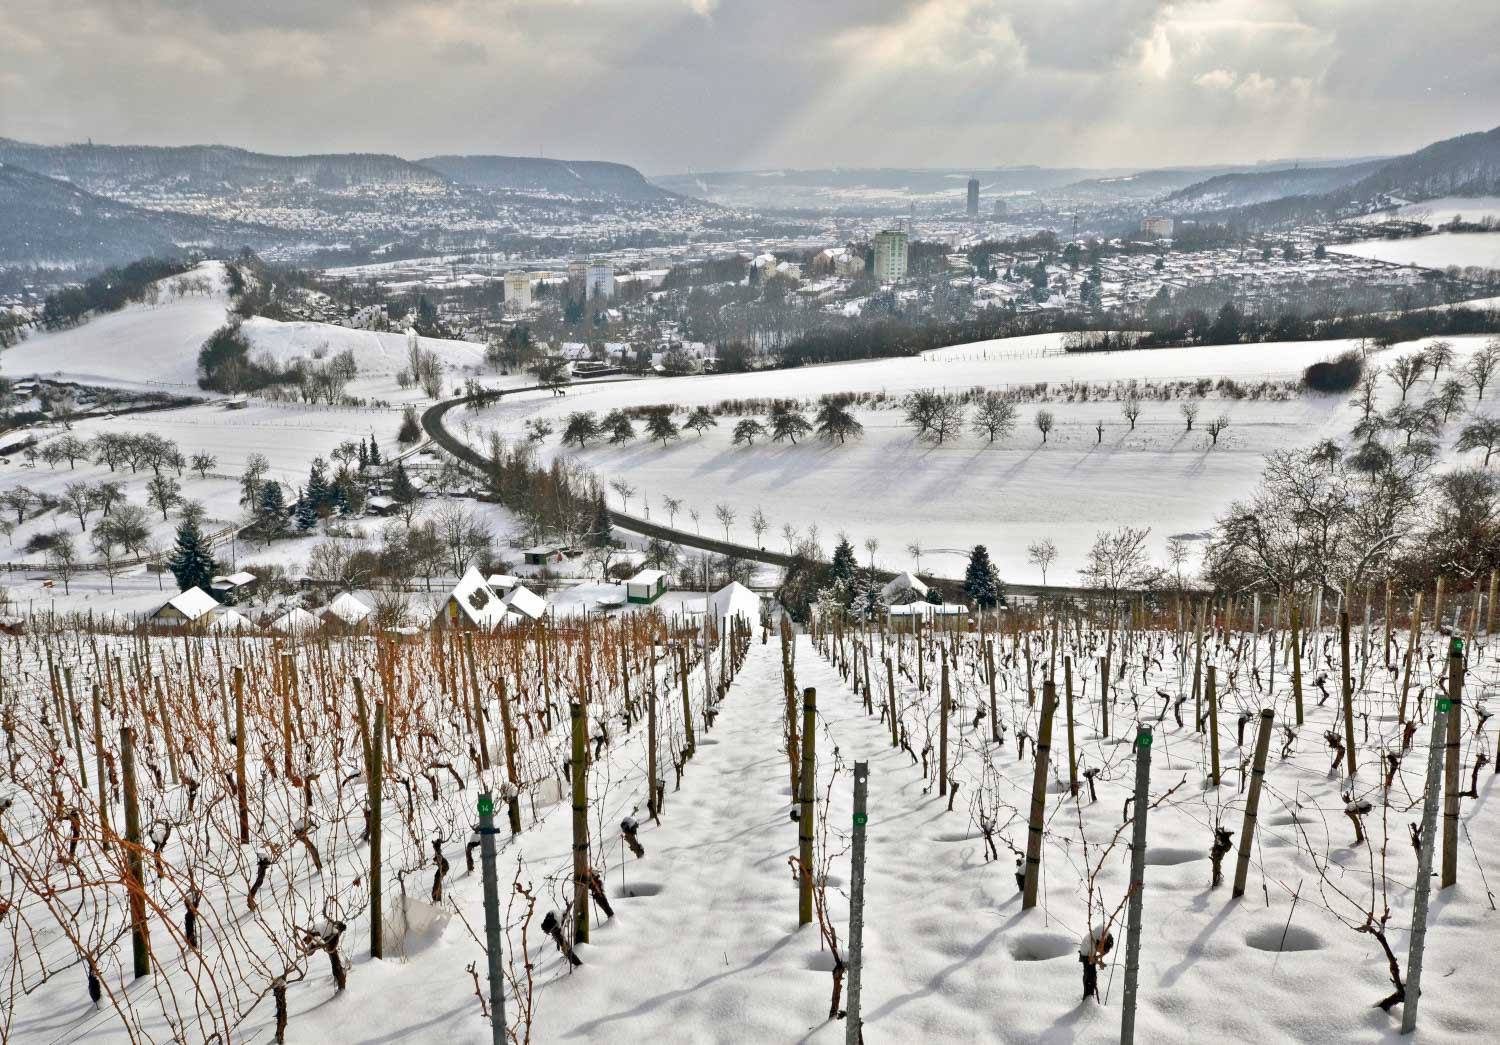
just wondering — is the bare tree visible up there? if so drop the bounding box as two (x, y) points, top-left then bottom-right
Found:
(905, 538), (923, 574)
(1424, 339), (1455, 381)
(1080, 526), (1160, 596)
(971, 392), (1018, 443)
(1121, 395), (1141, 431)
(190, 452), (218, 479)
(1467, 339), (1500, 399)
(59, 481), (96, 532)
(146, 474), (182, 520)
(1180, 400), (1200, 431)
(1457, 418), (1500, 466)
(751, 507), (769, 548)
(1035, 409), (1055, 444)
(662, 496), (683, 528)
(608, 479), (636, 513)
(1205, 415), (1230, 447)
(714, 503), (736, 541)
(1026, 538), (1058, 585)
(1388, 353), (1425, 402)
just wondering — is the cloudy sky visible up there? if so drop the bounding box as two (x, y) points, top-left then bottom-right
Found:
(1, 0), (1495, 174)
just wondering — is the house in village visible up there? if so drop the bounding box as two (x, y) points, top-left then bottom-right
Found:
(319, 592), (372, 630)
(522, 545), (567, 566)
(436, 567), (509, 629)
(148, 587), (220, 628)
(625, 568), (667, 605)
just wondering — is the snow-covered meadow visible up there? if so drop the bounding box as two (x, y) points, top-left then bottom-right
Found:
(465, 334), (1499, 585)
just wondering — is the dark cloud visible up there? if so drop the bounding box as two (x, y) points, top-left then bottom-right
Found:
(0, 0), (1495, 172)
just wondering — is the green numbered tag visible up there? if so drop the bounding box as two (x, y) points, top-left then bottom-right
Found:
(478, 796), (495, 817)
(1137, 733), (1153, 749)
(1437, 698), (1452, 714)
(853, 813), (868, 828)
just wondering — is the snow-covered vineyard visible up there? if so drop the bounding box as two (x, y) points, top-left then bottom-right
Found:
(0, 588), (1495, 1044)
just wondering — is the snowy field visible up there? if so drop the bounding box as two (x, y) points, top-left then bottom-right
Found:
(466, 335), (1497, 584)
(1347, 196), (1500, 228)
(1331, 232), (1500, 271)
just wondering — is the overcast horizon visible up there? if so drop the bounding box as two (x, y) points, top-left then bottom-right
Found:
(2, 0), (1497, 175)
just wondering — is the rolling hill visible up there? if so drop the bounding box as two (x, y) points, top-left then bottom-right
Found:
(417, 154), (672, 200)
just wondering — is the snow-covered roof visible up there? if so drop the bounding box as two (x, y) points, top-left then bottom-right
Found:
(447, 567), (507, 628)
(707, 582), (759, 624)
(503, 584), (547, 621)
(322, 592), (372, 624)
(210, 609), (253, 633)
(881, 571), (930, 601)
(887, 602), (966, 618)
(626, 569), (667, 587)
(486, 574), (519, 591)
(158, 587), (219, 622)
(220, 571), (256, 586)
(271, 607), (323, 634)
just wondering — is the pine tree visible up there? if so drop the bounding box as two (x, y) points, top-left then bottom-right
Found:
(963, 544), (1004, 609)
(391, 461), (417, 504)
(357, 440), (369, 469)
(294, 487), (319, 531)
(830, 536), (858, 585)
(368, 438), (382, 466)
(168, 521), (219, 592)
(256, 480), (287, 541)
(305, 457), (331, 515)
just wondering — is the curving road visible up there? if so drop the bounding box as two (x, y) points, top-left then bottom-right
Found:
(421, 383), (1174, 600)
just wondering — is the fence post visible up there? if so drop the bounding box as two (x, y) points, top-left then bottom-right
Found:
(1064, 655), (1078, 798)
(120, 726), (151, 979)
(1441, 638), (1464, 888)
(1022, 680), (1057, 909)
(477, 792), (508, 1045)
(798, 687), (817, 926)
(1403, 686), (1451, 1033)
(1206, 664), (1220, 787)
(1120, 725), (1153, 1045)
(1232, 708), (1274, 898)
(1290, 605), (1304, 726)
(845, 761), (869, 1045)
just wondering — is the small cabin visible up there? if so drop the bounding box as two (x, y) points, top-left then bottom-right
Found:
(625, 569), (667, 605)
(522, 545), (567, 566)
(149, 587), (220, 628)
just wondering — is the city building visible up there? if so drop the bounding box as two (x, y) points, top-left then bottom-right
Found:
(873, 229), (909, 281)
(567, 259), (587, 301)
(967, 177), (979, 217)
(993, 198), (1007, 218)
(586, 260), (615, 302)
(504, 270), (533, 310)
(1140, 217), (1175, 239)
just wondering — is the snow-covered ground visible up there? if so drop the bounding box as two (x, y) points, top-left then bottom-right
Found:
(1347, 196), (1500, 228)
(466, 336), (1496, 584)
(1332, 232), (1500, 271)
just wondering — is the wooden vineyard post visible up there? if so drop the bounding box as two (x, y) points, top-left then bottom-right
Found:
(476, 792), (507, 1045)
(570, 702), (590, 943)
(1340, 611), (1357, 777)
(370, 700), (385, 959)
(1206, 665), (1220, 788)
(985, 640), (999, 745)
(1487, 570), (1497, 636)
(1400, 593), (1424, 724)
(1099, 654), (1110, 738)
(885, 656), (898, 749)
(497, 679), (522, 834)
(1402, 688), (1451, 1033)
(938, 656), (950, 797)
(1064, 655), (1078, 798)
(798, 688), (817, 926)
(91, 684), (109, 834)
(1232, 709), (1274, 898)
(279, 653), (295, 780)
(465, 634), (491, 770)
(1120, 726), (1153, 1045)
(1192, 600), (1205, 732)
(1022, 680), (1057, 909)
(152, 678), (179, 786)
(119, 726), (151, 979)
(234, 666), (249, 846)
(647, 647), (660, 819)
(1290, 605), (1304, 726)
(678, 645), (695, 760)
(1441, 638), (1464, 889)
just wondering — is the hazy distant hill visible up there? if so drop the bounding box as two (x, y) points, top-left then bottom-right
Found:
(419, 154), (672, 200)
(0, 139), (446, 194)
(0, 163), (201, 269)
(1178, 125), (1500, 227)
(1161, 161), (1386, 212)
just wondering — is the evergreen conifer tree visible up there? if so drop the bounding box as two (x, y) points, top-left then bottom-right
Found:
(368, 439), (382, 466)
(391, 461), (417, 503)
(168, 521), (219, 592)
(963, 544), (1004, 608)
(256, 480), (287, 541)
(830, 536), (858, 584)
(305, 457), (331, 514)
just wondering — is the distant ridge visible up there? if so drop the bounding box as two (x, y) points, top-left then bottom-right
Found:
(418, 154), (673, 200)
